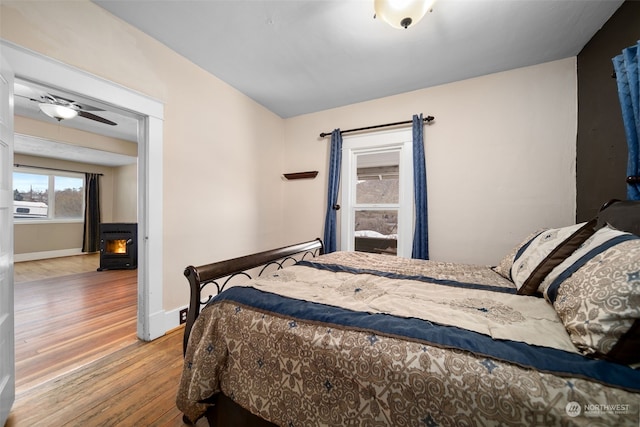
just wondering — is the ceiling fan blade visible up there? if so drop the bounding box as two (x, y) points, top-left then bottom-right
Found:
(14, 92), (39, 102)
(77, 110), (117, 126)
(49, 92), (104, 112)
(49, 93), (73, 103)
(74, 103), (105, 112)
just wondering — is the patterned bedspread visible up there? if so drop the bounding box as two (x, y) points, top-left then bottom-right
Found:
(177, 252), (640, 426)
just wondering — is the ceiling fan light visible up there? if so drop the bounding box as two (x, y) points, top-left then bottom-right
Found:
(38, 103), (78, 121)
(374, 0), (435, 29)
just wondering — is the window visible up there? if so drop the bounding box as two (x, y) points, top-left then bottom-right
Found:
(341, 129), (414, 257)
(13, 169), (84, 221)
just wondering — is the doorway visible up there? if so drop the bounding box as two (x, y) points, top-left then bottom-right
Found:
(12, 126), (139, 391)
(1, 40), (165, 341)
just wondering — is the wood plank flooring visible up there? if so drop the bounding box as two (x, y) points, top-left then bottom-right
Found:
(6, 327), (203, 427)
(14, 268), (138, 392)
(14, 253), (101, 283)
(9, 255), (199, 426)
(10, 255), (200, 427)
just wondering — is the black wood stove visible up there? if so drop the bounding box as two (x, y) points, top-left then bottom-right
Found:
(98, 223), (138, 271)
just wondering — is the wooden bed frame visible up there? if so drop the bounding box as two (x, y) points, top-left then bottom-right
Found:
(181, 238), (324, 426)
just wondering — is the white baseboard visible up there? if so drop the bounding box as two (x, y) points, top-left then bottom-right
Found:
(164, 305), (189, 333)
(14, 248), (85, 262)
(135, 307), (187, 341)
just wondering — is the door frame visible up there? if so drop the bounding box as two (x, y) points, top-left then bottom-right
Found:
(1, 40), (165, 341)
(0, 52), (15, 427)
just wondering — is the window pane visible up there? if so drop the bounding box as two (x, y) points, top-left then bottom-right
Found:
(13, 171), (84, 220)
(356, 151), (399, 204)
(54, 176), (84, 218)
(13, 172), (49, 219)
(354, 210), (398, 255)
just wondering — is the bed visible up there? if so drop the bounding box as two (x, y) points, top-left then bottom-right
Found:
(177, 200), (640, 426)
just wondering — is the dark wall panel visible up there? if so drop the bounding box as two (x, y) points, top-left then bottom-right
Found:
(577, 0), (640, 221)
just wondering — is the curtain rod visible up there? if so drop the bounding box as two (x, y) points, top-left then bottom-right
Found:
(14, 163), (104, 176)
(319, 115), (435, 138)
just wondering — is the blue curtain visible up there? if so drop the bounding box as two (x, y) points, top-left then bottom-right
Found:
(323, 129), (342, 253)
(613, 41), (640, 200)
(412, 114), (429, 259)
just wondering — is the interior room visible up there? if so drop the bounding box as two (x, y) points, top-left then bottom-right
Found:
(1, 0), (639, 425)
(13, 106), (138, 265)
(10, 87), (140, 394)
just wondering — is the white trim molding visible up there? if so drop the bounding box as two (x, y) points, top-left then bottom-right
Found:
(1, 39), (166, 341)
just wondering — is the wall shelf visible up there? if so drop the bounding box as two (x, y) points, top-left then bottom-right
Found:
(283, 171), (318, 180)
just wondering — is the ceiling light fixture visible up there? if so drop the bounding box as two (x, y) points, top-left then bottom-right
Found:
(38, 103), (78, 121)
(374, 0), (436, 29)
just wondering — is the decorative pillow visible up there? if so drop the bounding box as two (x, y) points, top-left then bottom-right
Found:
(493, 229), (546, 281)
(511, 220), (598, 296)
(541, 225), (640, 365)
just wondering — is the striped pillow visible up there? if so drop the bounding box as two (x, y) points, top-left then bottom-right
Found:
(541, 225), (640, 365)
(511, 220), (598, 296)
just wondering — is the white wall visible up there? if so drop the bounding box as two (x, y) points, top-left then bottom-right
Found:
(284, 58), (577, 265)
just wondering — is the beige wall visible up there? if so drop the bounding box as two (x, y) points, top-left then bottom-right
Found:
(112, 163), (137, 223)
(283, 58), (578, 265)
(1, 1), (578, 315)
(14, 221), (82, 255)
(1, 0), (286, 310)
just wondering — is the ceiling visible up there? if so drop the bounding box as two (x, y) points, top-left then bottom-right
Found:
(14, 0), (623, 166)
(93, 0), (623, 119)
(14, 78), (139, 143)
(14, 133), (138, 167)
(13, 78), (139, 167)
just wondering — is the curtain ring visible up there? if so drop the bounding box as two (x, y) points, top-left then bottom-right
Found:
(333, 204), (341, 210)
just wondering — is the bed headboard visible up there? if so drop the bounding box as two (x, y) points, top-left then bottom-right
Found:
(182, 238), (324, 353)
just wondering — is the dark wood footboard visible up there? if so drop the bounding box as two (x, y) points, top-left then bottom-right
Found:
(182, 238), (324, 354)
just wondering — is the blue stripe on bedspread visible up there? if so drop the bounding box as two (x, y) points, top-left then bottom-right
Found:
(211, 286), (640, 393)
(296, 260), (517, 294)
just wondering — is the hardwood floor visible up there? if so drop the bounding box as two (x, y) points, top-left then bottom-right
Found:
(14, 268), (138, 392)
(9, 256), (197, 426)
(6, 327), (202, 427)
(13, 253), (101, 283)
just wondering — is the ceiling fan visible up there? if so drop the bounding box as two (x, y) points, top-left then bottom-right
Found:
(15, 81), (117, 126)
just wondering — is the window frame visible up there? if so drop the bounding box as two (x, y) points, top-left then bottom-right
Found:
(13, 167), (85, 224)
(340, 128), (414, 257)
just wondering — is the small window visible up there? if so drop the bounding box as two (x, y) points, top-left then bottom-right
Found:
(13, 169), (84, 221)
(341, 129), (414, 257)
